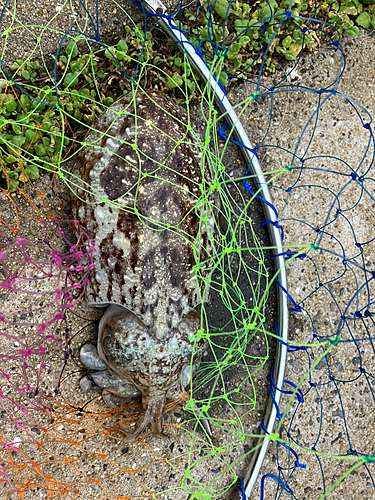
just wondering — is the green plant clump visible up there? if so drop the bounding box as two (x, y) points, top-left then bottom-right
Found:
(1, 0), (374, 191)
(0, 89), (69, 192)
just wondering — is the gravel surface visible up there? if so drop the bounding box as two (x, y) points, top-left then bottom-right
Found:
(1, 1), (375, 499)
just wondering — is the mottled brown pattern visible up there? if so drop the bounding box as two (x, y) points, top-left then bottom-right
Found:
(73, 91), (215, 440)
(72, 91), (213, 325)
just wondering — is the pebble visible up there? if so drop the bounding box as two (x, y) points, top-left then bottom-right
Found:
(79, 375), (92, 392)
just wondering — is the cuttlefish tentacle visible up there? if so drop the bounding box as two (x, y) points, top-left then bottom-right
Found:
(105, 392), (167, 440)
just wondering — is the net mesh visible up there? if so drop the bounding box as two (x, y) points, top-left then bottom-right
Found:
(0, 0), (374, 498)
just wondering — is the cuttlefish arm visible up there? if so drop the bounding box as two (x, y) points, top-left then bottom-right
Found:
(97, 306), (206, 440)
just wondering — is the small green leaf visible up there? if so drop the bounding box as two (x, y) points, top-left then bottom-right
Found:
(282, 35), (292, 48)
(46, 94), (58, 105)
(173, 57), (183, 68)
(54, 137), (62, 150)
(212, 0), (229, 18)
(356, 12), (371, 28)
(18, 170), (28, 182)
(96, 70), (105, 78)
(117, 39), (128, 52)
(80, 88), (90, 98)
(70, 60), (81, 72)
(186, 79), (196, 93)
(7, 171), (19, 192)
(35, 143), (46, 156)
(5, 154), (18, 164)
(103, 97), (114, 107)
(21, 69), (30, 80)
(12, 135), (26, 147)
(340, 5), (358, 16)
(25, 164), (40, 180)
(20, 94), (31, 110)
(52, 152), (61, 163)
(12, 123), (22, 135)
(289, 42), (302, 55)
(285, 50), (297, 60)
(231, 42), (240, 54)
(234, 18), (250, 33)
(66, 41), (78, 58)
(16, 113), (30, 126)
(344, 26), (360, 36)
(219, 71), (228, 87)
(240, 35), (250, 47)
(33, 60), (39, 69)
(70, 90), (80, 102)
(25, 129), (36, 142)
(166, 73), (184, 89)
(116, 50), (129, 61)
(4, 98), (17, 113)
(40, 120), (52, 131)
(63, 72), (79, 88)
(84, 110), (96, 125)
(105, 48), (115, 59)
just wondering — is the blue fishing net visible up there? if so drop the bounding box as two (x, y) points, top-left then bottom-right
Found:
(0, 0), (374, 498)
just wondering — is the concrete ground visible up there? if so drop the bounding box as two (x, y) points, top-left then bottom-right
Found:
(0, 1), (375, 499)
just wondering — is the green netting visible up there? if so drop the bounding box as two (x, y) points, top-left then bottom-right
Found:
(0, 1), (374, 499)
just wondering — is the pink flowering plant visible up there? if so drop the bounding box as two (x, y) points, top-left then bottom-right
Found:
(0, 219), (94, 439)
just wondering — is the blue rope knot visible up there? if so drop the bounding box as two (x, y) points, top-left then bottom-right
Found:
(195, 47), (203, 58)
(260, 220), (284, 241)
